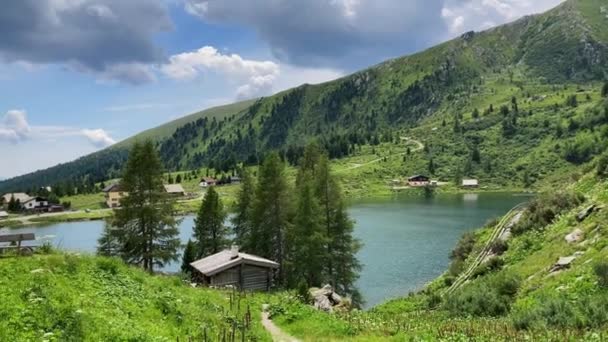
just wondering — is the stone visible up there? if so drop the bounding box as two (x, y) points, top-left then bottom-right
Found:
(330, 292), (343, 305)
(313, 294), (333, 312)
(565, 229), (584, 243)
(576, 205), (596, 222)
(550, 256), (576, 273)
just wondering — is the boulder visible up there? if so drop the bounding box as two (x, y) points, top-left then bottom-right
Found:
(310, 284), (346, 312)
(576, 205), (596, 222)
(550, 256), (576, 273)
(565, 229), (584, 243)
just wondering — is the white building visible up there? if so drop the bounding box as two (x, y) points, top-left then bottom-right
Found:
(462, 179), (479, 188)
(22, 197), (49, 211)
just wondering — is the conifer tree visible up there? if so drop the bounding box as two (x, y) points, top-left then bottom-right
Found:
(287, 171), (327, 287)
(193, 186), (228, 258)
(98, 140), (181, 273)
(232, 169), (255, 248)
(602, 81), (608, 98)
(181, 239), (197, 274)
(249, 152), (291, 285)
(301, 143), (362, 300)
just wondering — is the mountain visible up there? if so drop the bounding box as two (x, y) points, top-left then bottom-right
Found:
(1, 0), (607, 193)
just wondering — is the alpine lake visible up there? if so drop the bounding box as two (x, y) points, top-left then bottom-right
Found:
(1, 192), (529, 308)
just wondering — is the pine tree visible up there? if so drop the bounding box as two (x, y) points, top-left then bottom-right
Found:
(97, 140), (181, 273)
(232, 169), (255, 248)
(181, 239), (197, 274)
(249, 152), (292, 285)
(287, 171), (327, 288)
(472, 108), (480, 119)
(428, 158), (436, 175)
(602, 81), (608, 98)
(175, 174), (182, 183)
(193, 186), (228, 258)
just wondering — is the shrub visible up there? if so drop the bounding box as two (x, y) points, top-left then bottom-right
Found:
(426, 292), (442, 309)
(594, 261), (608, 288)
(450, 232), (476, 261)
(490, 240), (508, 255)
(511, 191), (585, 235)
(445, 273), (520, 317)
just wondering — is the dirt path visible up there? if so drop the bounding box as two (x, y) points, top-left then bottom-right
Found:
(261, 312), (300, 342)
(336, 137), (424, 173)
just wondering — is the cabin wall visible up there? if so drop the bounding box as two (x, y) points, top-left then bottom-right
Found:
(208, 264), (272, 291)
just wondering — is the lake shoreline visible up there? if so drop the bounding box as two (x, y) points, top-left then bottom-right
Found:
(1, 187), (535, 228)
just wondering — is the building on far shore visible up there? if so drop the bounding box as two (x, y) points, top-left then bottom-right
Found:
(199, 177), (218, 188)
(103, 183), (127, 208)
(163, 184), (186, 197)
(408, 175), (430, 187)
(462, 179), (479, 188)
(1, 193), (32, 207)
(190, 246), (279, 292)
(0, 211), (8, 220)
(22, 197), (49, 212)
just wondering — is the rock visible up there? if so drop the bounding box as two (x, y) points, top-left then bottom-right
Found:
(30, 268), (46, 274)
(576, 205), (596, 222)
(565, 229), (584, 243)
(330, 292), (343, 305)
(313, 294), (333, 312)
(550, 256), (576, 273)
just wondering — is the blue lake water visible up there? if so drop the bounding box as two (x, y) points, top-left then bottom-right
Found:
(0, 192), (528, 308)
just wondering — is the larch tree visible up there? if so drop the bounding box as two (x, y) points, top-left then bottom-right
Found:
(249, 152), (292, 285)
(97, 140), (181, 274)
(180, 239), (197, 275)
(193, 186), (228, 258)
(287, 170), (327, 288)
(231, 168), (255, 249)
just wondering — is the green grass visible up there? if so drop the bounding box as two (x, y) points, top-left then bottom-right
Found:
(0, 252), (271, 341)
(266, 173), (608, 341)
(60, 193), (105, 210)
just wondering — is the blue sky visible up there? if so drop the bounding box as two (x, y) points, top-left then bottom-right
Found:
(0, 0), (563, 179)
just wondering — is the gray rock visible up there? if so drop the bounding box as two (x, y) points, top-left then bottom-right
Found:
(565, 229), (584, 243)
(576, 205), (596, 222)
(313, 294), (333, 312)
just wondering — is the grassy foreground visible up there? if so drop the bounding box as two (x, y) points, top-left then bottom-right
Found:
(0, 253), (271, 341)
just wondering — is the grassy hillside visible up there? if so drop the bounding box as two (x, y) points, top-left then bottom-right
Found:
(0, 252), (270, 341)
(114, 99), (256, 148)
(263, 169), (608, 341)
(1, 0), (607, 196)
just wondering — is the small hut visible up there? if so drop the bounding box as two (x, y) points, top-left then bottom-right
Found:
(190, 246), (279, 291)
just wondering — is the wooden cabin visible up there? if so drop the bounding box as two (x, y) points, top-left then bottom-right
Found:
(190, 246), (279, 291)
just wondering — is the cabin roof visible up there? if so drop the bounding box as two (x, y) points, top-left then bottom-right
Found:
(1, 193), (32, 203)
(163, 184), (185, 194)
(102, 183), (123, 192)
(190, 249), (279, 277)
(408, 175), (429, 181)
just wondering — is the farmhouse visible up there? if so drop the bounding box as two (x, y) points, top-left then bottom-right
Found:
(103, 183), (127, 208)
(408, 175), (430, 187)
(190, 246), (279, 291)
(199, 177), (218, 188)
(22, 197), (49, 212)
(163, 184), (186, 197)
(0, 211), (8, 220)
(462, 179), (479, 188)
(2, 193), (32, 206)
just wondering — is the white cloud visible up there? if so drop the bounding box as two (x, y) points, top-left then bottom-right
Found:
(0, 109), (115, 148)
(441, 0), (564, 36)
(81, 129), (116, 147)
(162, 46), (281, 99)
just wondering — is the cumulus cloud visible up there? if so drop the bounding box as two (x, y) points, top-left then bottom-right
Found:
(81, 129), (116, 148)
(162, 46), (280, 99)
(0, 110), (115, 148)
(0, 0), (171, 84)
(441, 0), (564, 36)
(0, 110), (31, 142)
(184, 0), (448, 69)
(185, 0), (565, 69)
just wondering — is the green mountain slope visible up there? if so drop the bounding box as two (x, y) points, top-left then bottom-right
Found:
(1, 0), (607, 193)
